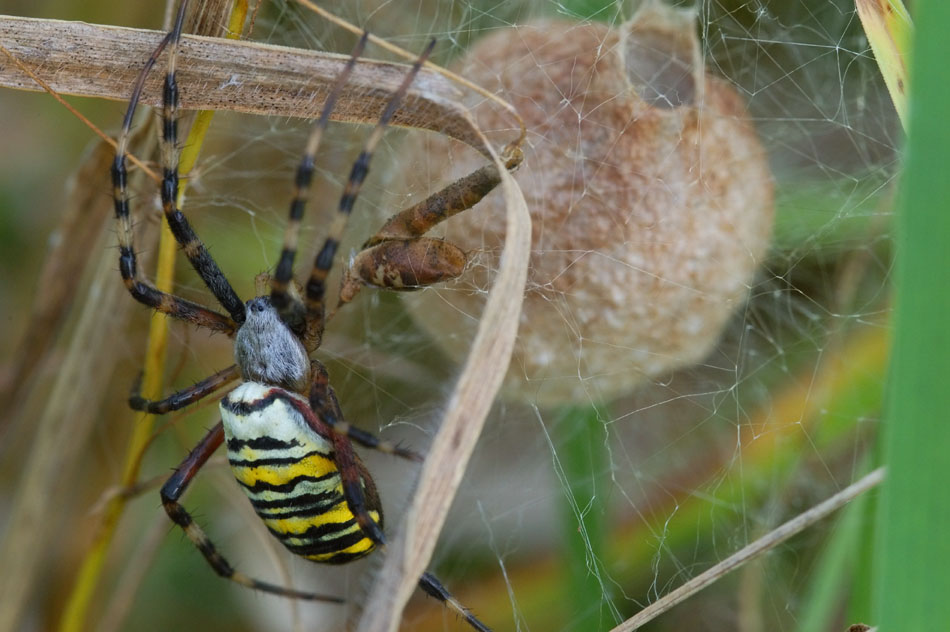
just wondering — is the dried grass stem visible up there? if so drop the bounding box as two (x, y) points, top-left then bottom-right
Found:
(0, 16), (494, 155)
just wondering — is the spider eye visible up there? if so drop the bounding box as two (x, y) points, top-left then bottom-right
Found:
(246, 297), (271, 313)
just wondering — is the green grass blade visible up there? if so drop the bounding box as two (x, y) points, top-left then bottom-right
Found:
(876, 0), (950, 628)
(552, 404), (615, 630)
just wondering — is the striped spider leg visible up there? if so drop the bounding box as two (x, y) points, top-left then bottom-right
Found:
(336, 136), (524, 307)
(114, 1), (492, 628)
(128, 364), (239, 414)
(305, 360), (491, 631)
(114, 0), (242, 412)
(112, 22), (240, 337)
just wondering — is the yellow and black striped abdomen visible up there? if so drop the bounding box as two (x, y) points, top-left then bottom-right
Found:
(220, 382), (381, 564)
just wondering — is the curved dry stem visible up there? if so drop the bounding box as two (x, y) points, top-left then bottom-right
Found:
(355, 124), (531, 632)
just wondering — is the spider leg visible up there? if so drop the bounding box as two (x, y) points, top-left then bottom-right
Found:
(129, 364), (239, 413)
(270, 33), (369, 338)
(327, 438), (493, 632)
(298, 369), (491, 631)
(338, 145), (524, 305)
(273, 390), (387, 545)
(307, 361), (423, 462)
(369, 147), (522, 246)
(330, 427), (388, 545)
(112, 23), (236, 335)
(301, 39), (436, 347)
(280, 383), (491, 631)
(160, 421), (344, 603)
(154, 2), (246, 324)
(419, 571), (492, 632)
(338, 237), (467, 305)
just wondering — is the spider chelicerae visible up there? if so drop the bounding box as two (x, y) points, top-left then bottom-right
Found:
(114, 3), (520, 630)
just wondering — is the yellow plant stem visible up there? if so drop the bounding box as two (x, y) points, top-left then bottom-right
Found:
(59, 4), (247, 630)
(58, 223), (178, 632)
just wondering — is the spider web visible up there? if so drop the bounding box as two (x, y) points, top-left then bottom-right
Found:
(0, 0), (896, 630)
(173, 2), (893, 630)
(139, 1), (897, 630)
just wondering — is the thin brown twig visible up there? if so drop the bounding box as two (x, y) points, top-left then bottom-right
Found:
(295, 0), (527, 148)
(0, 42), (158, 182)
(610, 467), (886, 631)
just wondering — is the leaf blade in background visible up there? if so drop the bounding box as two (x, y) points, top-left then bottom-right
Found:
(876, 0), (950, 628)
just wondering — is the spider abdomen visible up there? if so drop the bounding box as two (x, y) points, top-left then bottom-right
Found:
(221, 382), (381, 564)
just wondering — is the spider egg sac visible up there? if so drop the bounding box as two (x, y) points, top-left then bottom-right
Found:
(398, 3), (774, 407)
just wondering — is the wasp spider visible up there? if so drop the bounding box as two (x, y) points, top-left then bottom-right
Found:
(114, 2), (517, 629)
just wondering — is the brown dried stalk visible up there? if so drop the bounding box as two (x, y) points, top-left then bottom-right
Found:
(0, 15), (495, 155)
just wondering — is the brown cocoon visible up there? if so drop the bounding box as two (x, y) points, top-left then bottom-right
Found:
(398, 3), (774, 406)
